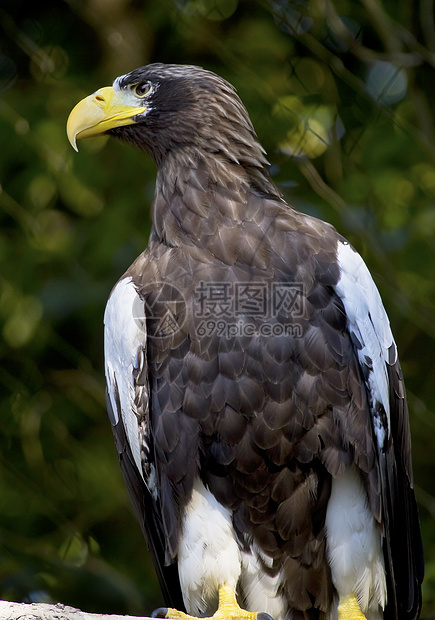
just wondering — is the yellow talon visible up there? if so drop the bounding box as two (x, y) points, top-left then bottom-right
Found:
(155, 586), (369, 620)
(338, 594), (368, 620)
(152, 584), (273, 620)
(212, 584), (258, 620)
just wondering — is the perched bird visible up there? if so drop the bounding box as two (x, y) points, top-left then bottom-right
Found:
(67, 64), (423, 620)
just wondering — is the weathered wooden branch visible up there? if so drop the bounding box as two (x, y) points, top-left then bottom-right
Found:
(0, 600), (155, 620)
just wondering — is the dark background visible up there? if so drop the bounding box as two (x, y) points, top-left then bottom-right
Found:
(1, 0), (435, 617)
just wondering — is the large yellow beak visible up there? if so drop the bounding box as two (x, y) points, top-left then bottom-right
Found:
(67, 86), (147, 151)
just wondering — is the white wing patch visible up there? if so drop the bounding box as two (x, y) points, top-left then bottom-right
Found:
(104, 277), (147, 479)
(329, 241), (393, 617)
(334, 240), (396, 448)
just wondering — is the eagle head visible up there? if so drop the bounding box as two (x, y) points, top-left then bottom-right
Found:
(67, 63), (268, 170)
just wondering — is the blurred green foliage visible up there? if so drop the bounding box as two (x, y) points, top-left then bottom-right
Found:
(1, 0), (435, 616)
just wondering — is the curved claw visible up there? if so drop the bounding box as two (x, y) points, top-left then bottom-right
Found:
(151, 586), (276, 620)
(152, 608), (195, 620)
(151, 608), (169, 618)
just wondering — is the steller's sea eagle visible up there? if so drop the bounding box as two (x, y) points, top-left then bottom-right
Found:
(67, 64), (423, 620)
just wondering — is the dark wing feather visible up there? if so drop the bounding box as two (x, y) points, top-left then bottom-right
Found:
(104, 278), (185, 611)
(382, 359), (424, 620)
(106, 388), (185, 610)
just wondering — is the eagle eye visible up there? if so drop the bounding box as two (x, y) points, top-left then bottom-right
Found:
(135, 82), (152, 98)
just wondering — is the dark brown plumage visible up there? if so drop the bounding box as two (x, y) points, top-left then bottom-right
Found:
(68, 64), (423, 620)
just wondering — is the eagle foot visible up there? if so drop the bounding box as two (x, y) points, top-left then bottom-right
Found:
(337, 594), (367, 620)
(152, 584), (274, 620)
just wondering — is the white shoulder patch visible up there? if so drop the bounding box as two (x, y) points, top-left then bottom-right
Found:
(104, 277), (147, 478)
(334, 240), (395, 446)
